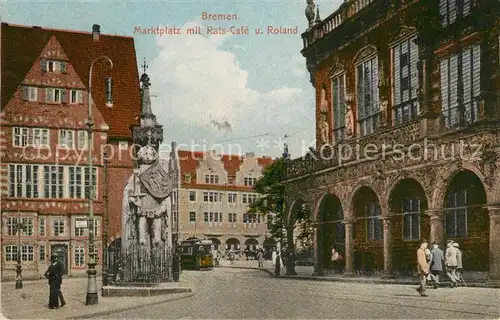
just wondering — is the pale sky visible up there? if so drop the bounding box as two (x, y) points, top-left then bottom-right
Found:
(1, 0), (344, 158)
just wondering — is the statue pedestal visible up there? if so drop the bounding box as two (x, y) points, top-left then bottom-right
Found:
(101, 282), (192, 297)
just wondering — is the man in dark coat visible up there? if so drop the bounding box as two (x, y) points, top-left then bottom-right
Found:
(274, 252), (281, 277)
(44, 255), (63, 309)
(430, 242), (444, 289)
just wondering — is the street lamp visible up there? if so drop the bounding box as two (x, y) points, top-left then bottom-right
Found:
(86, 55), (113, 306)
(15, 213), (25, 289)
(102, 150), (110, 286)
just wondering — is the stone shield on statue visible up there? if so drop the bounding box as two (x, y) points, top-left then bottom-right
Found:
(138, 161), (174, 199)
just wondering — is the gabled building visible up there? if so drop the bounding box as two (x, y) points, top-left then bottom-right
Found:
(178, 150), (276, 254)
(283, 0), (500, 280)
(0, 23), (141, 279)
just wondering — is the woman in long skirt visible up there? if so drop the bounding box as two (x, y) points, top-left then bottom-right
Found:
(44, 255), (61, 309)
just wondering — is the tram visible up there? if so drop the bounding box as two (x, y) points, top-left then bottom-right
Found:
(179, 237), (214, 270)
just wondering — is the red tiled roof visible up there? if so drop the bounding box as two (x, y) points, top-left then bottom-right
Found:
(177, 150), (274, 182)
(1, 23), (141, 138)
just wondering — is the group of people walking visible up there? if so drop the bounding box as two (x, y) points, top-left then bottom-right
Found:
(417, 239), (464, 296)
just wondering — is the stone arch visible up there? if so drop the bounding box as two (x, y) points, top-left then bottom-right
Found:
(225, 238), (241, 252)
(351, 184), (383, 274)
(208, 237), (221, 251)
(287, 198), (308, 226)
(384, 173), (431, 211)
(348, 182), (384, 216)
(432, 163), (487, 209)
(387, 178), (430, 274)
(316, 192), (344, 271)
(441, 169), (489, 271)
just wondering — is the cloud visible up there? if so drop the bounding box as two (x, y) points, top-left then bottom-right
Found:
(149, 20), (314, 157)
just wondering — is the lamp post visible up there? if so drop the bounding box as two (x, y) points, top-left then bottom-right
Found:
(86, 56), (113, 305)
(102, 150), (110, 286)
(15, 209), (25, 289)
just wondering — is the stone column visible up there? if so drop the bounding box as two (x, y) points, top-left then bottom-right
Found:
(312, 226), (324, 276)
(381, 216), (393, 278)
(286, 224), (297, 275)
(343, 220), (354, 276)
(488, 207), (500, 280)
(427, 209), (445, 248)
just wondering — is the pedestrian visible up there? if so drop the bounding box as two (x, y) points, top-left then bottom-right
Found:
(44, 255), (63, 309)
(331, 247), (343, 274)
(275, 252), (281, 277)
(454, 242), (464, 284)
(425, 246), (433, 284)
(272, 250), (277, 267)
(55, 257), (66, 307)
(445, 240), (458, 287)
(429, 242), (444, 289)
(257, 250), (264, 268)
(416, 239), (430, 297)
(215, 251), (221, 267)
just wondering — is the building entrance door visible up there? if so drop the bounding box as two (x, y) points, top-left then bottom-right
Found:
(51, 244), (68, 274)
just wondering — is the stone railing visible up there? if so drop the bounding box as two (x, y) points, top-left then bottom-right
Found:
(302, 0), (376, 48)
(285, 120), (421, 180)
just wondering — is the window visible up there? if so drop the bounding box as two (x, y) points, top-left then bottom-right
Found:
(119, 141), (128, 150)
(9, 164), (39, 198)
(228, 193), (237, 204)
(6, 217), (18, 235)
(203, 191), (221, 202)
(84, 167), (98, 200)
(356, 56), (380, 136)
(69, 167), (82, 199)
(204, 174), (219, 184)
(45, 88), (66, 103)
(242, 194), (258, 204)
(53, 219), (65, 236)
(189, 212), (196, 223)
(244, 177), (257, 187)
(39, 217), (46, 236)
(332, 74), (346, 143)
(75, 218), (86, 236)
(77, 130), (88, 150)
(21, 246), (34, 261)
(59, 129), (74, 148)
(366, 203), (382, 241)
(12, 127), (49, 148)
(94, 218), (101, 237)
(189, 191), (196, 202)
(392, 36), (419, 125)
(42, 60), (67, 73)
(445, 189), (467, 237)
(3, 245), (34, 262)
(204, 212), (209, 222)
(228, 213), (237, 223)
(12, 127), (29, 147)
(403, 197), (421, 240)
(33, 128), (50, 147)
(205, 212), (223, 223)
(43, 165), (64, 198)
(5, 245), (18, 262)
(70, 89), (83, 104)
(184, 174), (191, 183)
(21, 86), (38, 101)
(39, 244), (46, 261)
(440, 45), (481, 129)
(74, 246), (85, 267)
(440, 0), (472, 27)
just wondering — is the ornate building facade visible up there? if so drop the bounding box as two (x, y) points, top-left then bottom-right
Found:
(0, 23), (141, 279)
(178, 150), (276, 254)
(284, 0), (500, 279)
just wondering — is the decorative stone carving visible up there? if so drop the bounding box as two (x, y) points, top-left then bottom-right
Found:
(320, 87), (328, 112)
(328, 56), (345, 77)
(345, 93), (354, 138)
(305, 0), (316, 28)
(319, 109), (330, 145)
(389, 25), (417, 44)
(353, 45), (377, 64)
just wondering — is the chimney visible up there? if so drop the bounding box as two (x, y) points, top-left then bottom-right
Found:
(92, 24), (100, 41)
